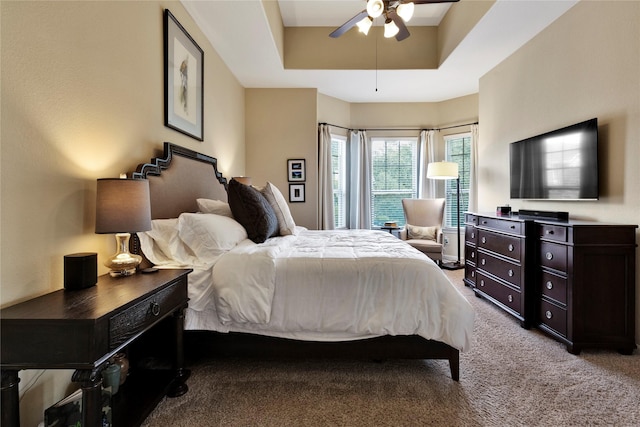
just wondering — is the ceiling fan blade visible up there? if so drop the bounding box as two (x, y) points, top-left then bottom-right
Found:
(412, 0), (460, 4)
(388, 11), (411, 41)
(329, 10), (370, 38)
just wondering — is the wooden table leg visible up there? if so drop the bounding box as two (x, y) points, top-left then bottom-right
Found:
(72, 369), (103, 427)
(1, 370), (20, 427)
(167, 306), (190, 397)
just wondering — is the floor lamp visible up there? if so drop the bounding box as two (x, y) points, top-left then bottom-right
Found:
(427, 161), (464, 270)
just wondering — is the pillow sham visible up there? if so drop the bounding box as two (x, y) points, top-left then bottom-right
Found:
(260, 182), (297, 236)
(227, 179), (279, 243)
(406, 224), (438, 241)
(178, 213), (247, 261)
(196, 198), (233, 218)
(138, 218), (192, 265)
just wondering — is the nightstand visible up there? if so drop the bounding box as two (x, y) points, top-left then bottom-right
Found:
(1, 269), (192, 427)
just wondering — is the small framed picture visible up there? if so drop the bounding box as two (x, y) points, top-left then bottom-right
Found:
(289, 184), (305, 203)
(164, 9), (204, 141)
(287, 159), (306, 182)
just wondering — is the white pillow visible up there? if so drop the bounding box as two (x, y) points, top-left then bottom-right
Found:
(138, 218), (192, 265)
(177, 213), (248, 262)
(260, 182), (297, 236)
(196, 199), (233, 218)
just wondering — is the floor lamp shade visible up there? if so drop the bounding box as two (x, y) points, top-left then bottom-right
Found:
(426, 161), (464, 270)
(427, 161), (458, 180)
(96, 178), (152, 276)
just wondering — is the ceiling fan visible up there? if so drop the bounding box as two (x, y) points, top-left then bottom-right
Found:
(329, 0), (460, 42)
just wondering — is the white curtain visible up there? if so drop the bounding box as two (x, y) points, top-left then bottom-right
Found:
(468, 124), (479, 211)
(418, 129), (436, 198)
(348, 130), (372, 229)
(318, 124), (334, 230)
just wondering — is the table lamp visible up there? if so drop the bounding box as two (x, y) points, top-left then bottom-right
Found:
(95, 178), (152, 277)
(427, 161), (464, 270)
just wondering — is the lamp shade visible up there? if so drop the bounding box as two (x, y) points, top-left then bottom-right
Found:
(384, 18), (399, 38)
(366, 0), (384, 18)
(427, 161), (458, 180)
(95, 178), (152, 234)
(396, 2), (415, 22)
(232, 176), (252, 186)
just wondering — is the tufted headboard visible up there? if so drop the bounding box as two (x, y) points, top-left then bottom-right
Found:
(132, 142), (228, 220)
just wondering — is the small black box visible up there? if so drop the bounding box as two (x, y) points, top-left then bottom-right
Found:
(64, 253), (97, 291)
(496, 205), (512, 216)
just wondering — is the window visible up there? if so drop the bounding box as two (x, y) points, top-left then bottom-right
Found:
(370, 138), (418, 227)
(444, 134), (471, 228)
(331, 135), (347, 229)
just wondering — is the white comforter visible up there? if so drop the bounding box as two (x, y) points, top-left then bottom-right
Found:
(186, 229), (474, 351)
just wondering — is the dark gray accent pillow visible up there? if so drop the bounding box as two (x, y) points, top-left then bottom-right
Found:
(228, 179), (279, 243)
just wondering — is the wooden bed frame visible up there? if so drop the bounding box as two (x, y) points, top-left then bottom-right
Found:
(132, 142), (461, 381)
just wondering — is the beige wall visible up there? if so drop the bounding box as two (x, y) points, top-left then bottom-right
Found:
(1, 1), (245, 424)
(479, 1), (640, 340)
(245, 88), (319, 229)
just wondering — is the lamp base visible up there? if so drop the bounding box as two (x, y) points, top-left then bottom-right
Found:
(440, 260), (465, 271)
(104, 233), (142, 277)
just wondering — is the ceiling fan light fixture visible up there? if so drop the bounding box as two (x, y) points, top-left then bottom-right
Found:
(384, 18), (399, 38)
(396, 2), (415, 22)
(366, 0), (385, 18)
(356, 16), (373, 35)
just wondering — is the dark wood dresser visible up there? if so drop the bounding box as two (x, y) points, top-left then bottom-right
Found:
(464, 212), (637, 354)
(1, 269), (192, 427)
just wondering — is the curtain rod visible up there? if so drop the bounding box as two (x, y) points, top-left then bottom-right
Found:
(318, 121), (478, 132)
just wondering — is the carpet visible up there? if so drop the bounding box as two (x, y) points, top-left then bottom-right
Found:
(142, 269), (640, 426)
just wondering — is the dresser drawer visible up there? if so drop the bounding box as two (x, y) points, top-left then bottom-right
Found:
(539, 299), (567, 336)
(477, 252), (522, 288)
(476, 272), (521, 315)
(109, 280), (186, 349)
(465, 226), (477, 245)
(540, 270), (567, 305)
(465, 244), (477, 264)
(465, 213), (478, 226)
(477, 230), (522, 261)
(477, 217), (523, 235)
(539, 224), (568, 242)
(464, 264), (476, 286)
(539, 242), (568, 272)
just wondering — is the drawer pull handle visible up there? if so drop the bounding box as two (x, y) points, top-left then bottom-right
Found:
(480, 280), (485, 287)
(151, 302), (160, 316)
(510, 225), (515, 229)
(471, 271), (475, 277)
(545, 310), (553, 319)
(471, 233), (475, 239)
(508, 269), (514, 277)
(546, 281), (553, 290)
(482, 220), (487, 224)
(546, 230), (554, 235)
(508, 244), (514, 252)
(481, 237), (486, 244)
(481, 259), (486, 265)
(508, 295), (513, 303)
(471, 252), (475, 258)
(545, 252), (553, 260)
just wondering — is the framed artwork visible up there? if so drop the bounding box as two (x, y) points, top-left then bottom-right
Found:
(289, 184), (305, 203)
(164, 9), (204, 141)
(287, 159), (306, 182)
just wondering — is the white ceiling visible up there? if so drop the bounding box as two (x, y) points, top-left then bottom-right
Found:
(182, 0), (578, 103)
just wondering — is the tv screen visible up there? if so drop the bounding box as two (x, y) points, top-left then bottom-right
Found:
(509, 118), (598, 200)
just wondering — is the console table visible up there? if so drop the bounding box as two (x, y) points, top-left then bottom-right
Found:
(1, 269), (192, 427)
(464, 212), (637, 354)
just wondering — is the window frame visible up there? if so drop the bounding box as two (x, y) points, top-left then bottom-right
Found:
(330, 134), (348, 229)
(369, 136), (420, 228)
(443, 132), (471, 230)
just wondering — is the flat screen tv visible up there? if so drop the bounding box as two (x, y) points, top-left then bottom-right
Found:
(509, 118), (598, 200)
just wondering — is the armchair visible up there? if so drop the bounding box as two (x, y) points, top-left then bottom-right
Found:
(400, 198), (446, 264)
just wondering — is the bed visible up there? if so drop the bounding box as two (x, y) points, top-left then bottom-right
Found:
(131, 142), (474, 381)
